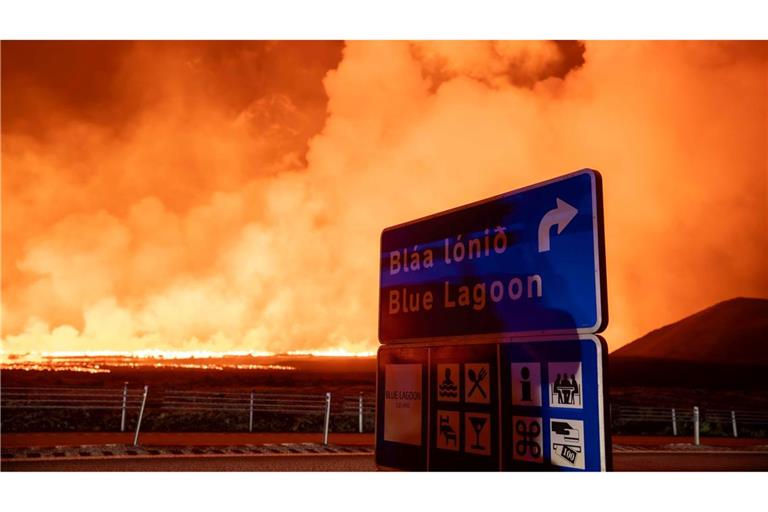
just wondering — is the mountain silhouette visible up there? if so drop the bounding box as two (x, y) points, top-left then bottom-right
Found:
(609, 297), (768, 388)
(612, 297), (768, 365)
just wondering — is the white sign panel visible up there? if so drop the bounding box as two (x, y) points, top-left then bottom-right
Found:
(512, 415), (543, 463)
(436, 364), (460, 402)
(436, 410), (460, 451)
(548, 362), (583, 409)
(511, 362), (542, 406)
(464, 363), (491, 404)
(550, 418), (586, 469)
(384, 364), (423, 445)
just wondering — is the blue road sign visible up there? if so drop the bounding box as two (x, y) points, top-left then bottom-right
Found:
(379, 169), (607, 343)
(500, 336), (610, 471)
(375, 336), (611, 471)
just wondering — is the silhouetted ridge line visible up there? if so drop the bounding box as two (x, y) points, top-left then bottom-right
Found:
(612, 297), (768, 366)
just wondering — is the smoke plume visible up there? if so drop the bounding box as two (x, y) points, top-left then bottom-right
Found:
(2, 41), (766, 355)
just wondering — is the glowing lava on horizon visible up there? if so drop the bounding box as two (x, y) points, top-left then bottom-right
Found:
(0, 348), (375, 373)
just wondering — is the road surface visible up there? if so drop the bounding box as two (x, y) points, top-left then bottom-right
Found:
(1, 432), (374, 448)
(4, 451), (768, 471)
(2, 453), (377, 471)
(3, 433), (764, 449)
(613, 451), (768, 471)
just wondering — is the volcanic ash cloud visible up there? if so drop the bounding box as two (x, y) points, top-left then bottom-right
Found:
(2, 41), (766, 355)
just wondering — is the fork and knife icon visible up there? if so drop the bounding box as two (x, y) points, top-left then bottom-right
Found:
(467, 366), (488, 399)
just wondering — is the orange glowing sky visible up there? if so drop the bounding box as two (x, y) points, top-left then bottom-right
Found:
(1, 41), (766, 357)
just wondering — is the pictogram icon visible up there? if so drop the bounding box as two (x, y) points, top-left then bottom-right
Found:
(464, 412), (491, 455)
(464, 363), (490, 404)
(548, 362), (583, 409)
(437, 364), (460, 402)
(511, 362), (542, 406)
(550, 418), (585, 469)
(512, 416), (543, 463)
(436, 410), (460, 451)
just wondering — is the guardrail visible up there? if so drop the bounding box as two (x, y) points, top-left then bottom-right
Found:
(610, 404), (768, 444)
(341, 393), (376, 433)
(1, 385), (375, 446)
(4, 385), (767, 446)
(1, 383), (149, 445)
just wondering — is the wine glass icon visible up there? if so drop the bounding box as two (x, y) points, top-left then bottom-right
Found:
(469, 416), (487, 449)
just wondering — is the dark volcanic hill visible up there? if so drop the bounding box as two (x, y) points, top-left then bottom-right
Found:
(609, 297), (768, 389)
(612, 297), (768, 365)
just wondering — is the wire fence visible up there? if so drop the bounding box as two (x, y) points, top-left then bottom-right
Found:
(0, 385), (375, 445)
(609, 404), (768, 441)
(1, 384), (146, 433)
(3, 384), (767, 446)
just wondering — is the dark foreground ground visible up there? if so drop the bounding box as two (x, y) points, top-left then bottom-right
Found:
(4, 451), (768, 471)
(3, 453), (377, 471)
(612, 452), (768, 471)
(3, 433), (767, 471)
(4, 432), (766, 448)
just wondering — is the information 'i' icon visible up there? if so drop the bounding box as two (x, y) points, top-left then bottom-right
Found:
(521, 366), (532, 401)
(511, 362), (541, 406)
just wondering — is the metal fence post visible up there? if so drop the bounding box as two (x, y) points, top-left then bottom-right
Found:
(133, 385), (148, 447)
(693, 406), (700, 446)
(731, 410), (738, 438)
(249, 392), (255, 433)
(609, 403), (614, 429)
(358, 392), (364, 433)
(671, 408), (677, 436)
(322, 392), (332, 445)
(120, 382), (129, 432)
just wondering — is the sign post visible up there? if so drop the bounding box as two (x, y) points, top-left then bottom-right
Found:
(375, 169), (611, 471)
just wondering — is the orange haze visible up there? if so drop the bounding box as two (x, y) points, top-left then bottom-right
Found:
(2, 41), (767, 357)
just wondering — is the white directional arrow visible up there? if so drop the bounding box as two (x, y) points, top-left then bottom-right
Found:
(537, 198), (578, 253)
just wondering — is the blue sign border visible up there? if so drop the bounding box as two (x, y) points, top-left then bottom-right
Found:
(375, 335), (612, 471)
(498, 335), (611, 471)
(378, 169), (608, 344)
